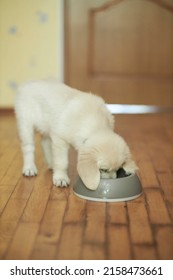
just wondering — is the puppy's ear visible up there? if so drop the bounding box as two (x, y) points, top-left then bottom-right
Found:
(77, 149), (100, 190)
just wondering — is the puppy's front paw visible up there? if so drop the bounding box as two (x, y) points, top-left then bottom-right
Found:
(123, 160), (138, 176)
(23, 164), (38, 177)
(53, 172), (70, 187)
(124, 169), (134, 176)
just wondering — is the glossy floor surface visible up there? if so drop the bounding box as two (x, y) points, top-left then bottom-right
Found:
(0, 112), (173, 259)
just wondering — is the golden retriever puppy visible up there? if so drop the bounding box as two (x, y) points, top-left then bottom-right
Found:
(15, 80), (137, 190)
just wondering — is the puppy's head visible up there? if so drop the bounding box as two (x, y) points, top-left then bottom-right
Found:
(77, 131), (138, 190)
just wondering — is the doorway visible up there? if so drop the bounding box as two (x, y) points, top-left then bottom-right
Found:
(64, 0), (173, 106)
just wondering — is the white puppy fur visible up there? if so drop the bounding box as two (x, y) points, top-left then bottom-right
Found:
(15, 80), (138, 190)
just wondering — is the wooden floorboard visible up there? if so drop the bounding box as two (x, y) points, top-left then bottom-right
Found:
(0, 112), (173, 260)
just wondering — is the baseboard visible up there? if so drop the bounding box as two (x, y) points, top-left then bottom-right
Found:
(0, 108), (15, 116)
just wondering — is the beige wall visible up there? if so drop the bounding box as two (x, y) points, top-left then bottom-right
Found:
(0, 0), (63, 108)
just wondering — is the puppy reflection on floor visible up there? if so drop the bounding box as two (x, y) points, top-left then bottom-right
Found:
(15, 80), (138, 190)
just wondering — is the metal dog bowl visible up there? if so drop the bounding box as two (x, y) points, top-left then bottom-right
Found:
(73, 169), (142, 202)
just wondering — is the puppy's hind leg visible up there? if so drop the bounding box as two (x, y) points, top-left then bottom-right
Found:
(41, 136), (53, 170)
(17, 122), (38, 176)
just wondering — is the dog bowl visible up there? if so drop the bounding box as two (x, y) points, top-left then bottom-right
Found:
(73, 169), (142, 202)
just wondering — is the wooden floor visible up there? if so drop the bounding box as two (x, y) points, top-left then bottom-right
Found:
(0, 111), (173, 260)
